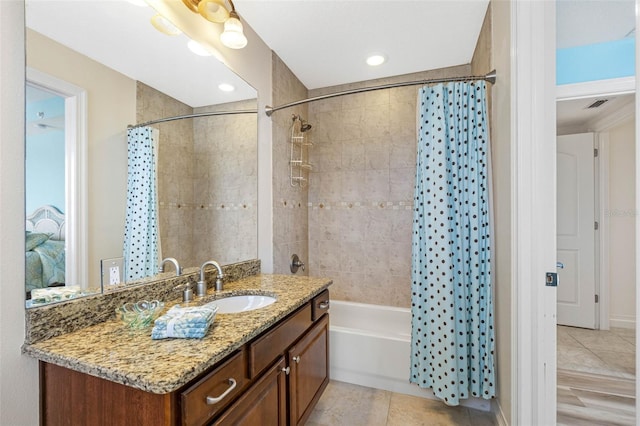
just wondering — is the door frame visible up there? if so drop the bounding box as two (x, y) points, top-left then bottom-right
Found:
(26, 67), (88, 290)
(511, 1), (557, 424)
(557, 76), (635, 331)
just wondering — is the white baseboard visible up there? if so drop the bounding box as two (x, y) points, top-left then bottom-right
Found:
(609, 316), (636, 329)
(331, 367), (492, 412)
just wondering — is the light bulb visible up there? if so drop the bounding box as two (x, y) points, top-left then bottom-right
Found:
(366, 54), (386, 66)
(151, 14), (181, 36)
(198, 0), (229, 23)
(220, 16), (248, 49)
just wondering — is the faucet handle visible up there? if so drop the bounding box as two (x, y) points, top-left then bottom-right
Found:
(173, 281), (194, 302)
(196, 280), (208, 297)
(290, 254), (305, 273)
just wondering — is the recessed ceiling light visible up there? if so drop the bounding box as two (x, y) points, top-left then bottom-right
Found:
(218, 83), (235, 92)
(187, 40), (212, 56)
(366, 54), (386, 66)
(127, 0), (147, 6)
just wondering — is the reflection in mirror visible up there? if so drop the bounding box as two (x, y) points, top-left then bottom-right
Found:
(25, 0), (258, 306)
(25, 85), (68, 300)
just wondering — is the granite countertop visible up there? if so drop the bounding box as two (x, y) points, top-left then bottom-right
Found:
(23, 274), (332, 394)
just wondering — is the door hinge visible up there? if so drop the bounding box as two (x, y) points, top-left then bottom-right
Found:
(595, 294), (599, 303)
(594, 221), (599, 230)
(594, 148), (599, 157)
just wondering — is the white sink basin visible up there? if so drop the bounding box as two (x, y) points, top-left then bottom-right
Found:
(213, 295), (276, 314)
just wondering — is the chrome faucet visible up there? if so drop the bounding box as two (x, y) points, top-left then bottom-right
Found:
(197, 260), (224, 296)
(160, 257), (182, 276)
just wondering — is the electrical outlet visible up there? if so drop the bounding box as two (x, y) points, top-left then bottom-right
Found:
(101, 257), (124, 289)
(109, 266), (120, 285)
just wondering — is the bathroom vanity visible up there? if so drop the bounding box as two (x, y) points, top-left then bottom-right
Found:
(24, 274), (331, 426)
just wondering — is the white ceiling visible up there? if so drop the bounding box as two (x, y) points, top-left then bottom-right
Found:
(26, 0), (257, 108)
(26, 0), (636, 125)
(234, 0), (490, 90)
(557, 93), (635, 133)
(555, 0), (635, 130)
(556, 0), (635, 49)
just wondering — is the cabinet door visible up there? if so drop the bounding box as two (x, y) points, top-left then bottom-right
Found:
(288, 314), (329, 426)
(212, 357), (287, 426)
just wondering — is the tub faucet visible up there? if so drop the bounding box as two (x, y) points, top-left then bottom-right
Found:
(160, 257), (182, 276)
(197, 260), (224, 296)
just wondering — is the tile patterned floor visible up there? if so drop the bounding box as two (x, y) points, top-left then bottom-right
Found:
(306, 327), (636, 425)
(306, 381), (497, 426)
(558, 326), (635, 379)
(557, 326), (636, 425)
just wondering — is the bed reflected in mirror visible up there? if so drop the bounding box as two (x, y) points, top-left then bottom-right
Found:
(25, 82), (96, 306)
(25, 87), (66, 303)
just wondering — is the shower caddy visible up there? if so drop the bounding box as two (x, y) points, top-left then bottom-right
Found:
(289, 114), (312, 187)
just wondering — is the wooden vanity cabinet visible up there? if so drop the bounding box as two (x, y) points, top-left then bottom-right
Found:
(212, 357), (287, 426)
(218, 291), (330, 426)
(40, 291), (330, 426)
(288, 314), (329, 425)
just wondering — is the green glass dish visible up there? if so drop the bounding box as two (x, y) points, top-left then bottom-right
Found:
(117, 300), (165, 329)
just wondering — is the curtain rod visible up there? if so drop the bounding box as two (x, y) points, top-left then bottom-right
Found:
(127, 109), (258, 130)
(265, 70), (497, 117)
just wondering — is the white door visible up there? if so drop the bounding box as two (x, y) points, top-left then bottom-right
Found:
(557, 133), (597, 329)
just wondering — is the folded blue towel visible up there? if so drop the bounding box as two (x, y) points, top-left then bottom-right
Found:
(151, 303), (218, 340)
(151, 327), (210, 339)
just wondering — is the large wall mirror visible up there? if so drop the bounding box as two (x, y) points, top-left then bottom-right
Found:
(25, 0), (258, 306)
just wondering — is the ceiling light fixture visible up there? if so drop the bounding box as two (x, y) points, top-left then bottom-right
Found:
(183, 0), (247, 49)
(366, 54), (386, 66)
(218, 83), (235, 92)
(198, 0), (230, 23)
(127, 0), (147, 7)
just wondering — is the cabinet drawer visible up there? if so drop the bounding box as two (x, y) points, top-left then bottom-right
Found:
(311, 290), (330, 321)
(249, 303), (312, 378)
(181, 350), (247, 426)
(212, 357), (287, 426)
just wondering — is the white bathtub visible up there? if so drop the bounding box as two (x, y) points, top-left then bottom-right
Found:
(329, 300), (491, 412)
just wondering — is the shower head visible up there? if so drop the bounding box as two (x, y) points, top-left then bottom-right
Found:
(300, 122), (312, 132)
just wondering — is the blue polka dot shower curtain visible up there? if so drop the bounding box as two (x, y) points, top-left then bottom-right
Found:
(410, 81), (495, 406)
(124, 127), (160, 281)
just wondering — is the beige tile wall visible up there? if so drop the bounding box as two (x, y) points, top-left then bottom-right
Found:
(306, 65), (471, 307)
(193, 99), (258, 265)
(271, 53), (310, 275)
(137, 83), (258, 270)
(137, 82), (196, 269)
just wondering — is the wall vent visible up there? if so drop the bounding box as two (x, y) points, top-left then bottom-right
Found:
(586, 99), (608, 109)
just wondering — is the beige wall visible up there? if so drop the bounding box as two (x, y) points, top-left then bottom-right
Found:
(27, 29), (135, 287)
(608, 118), (636, 327)
(271, 53), (310, 275)
(306, 65), (470, 307)
(485, 0), (513, 422)
(1, 3), (40, 425)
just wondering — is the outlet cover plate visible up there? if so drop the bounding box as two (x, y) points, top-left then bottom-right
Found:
(101, 257), (124, 288)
